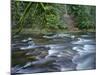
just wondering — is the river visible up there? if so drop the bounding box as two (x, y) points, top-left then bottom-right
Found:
(11, 32), (96, 74)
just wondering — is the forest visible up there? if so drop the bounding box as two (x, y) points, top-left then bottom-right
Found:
(11, 0), (96, 35)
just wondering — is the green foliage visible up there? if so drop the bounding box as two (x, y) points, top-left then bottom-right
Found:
(13, 2), (66, 31)
(12, 1), (32, 35)
(67, 5), (96, 30)
(11, 1), (96, 35)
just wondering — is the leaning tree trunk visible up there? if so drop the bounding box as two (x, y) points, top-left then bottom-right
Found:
(14, 2), (32, 35)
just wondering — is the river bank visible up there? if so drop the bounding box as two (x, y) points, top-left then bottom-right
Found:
(12, 28), (96, 35)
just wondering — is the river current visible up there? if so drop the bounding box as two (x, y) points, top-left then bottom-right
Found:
(11, 32), (96, 74)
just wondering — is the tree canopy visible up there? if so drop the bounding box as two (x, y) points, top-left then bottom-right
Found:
(11, 1), (96, 35)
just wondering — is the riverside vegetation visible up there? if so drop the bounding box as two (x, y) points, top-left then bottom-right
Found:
(11, 1), (96, 35)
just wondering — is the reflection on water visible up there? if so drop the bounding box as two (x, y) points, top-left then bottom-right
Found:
(11, 32), (96, 74)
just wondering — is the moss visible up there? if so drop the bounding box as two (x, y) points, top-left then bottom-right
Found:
(26, 56), (37, 61)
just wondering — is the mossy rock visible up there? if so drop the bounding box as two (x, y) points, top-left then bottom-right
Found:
(26, 56), (37, 61)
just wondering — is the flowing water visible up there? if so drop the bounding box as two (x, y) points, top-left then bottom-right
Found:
(11, 32), (96, 74)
